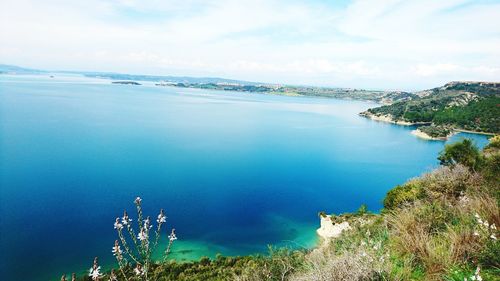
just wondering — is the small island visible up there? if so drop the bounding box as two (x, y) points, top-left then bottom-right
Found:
(112, 81), (141, 85)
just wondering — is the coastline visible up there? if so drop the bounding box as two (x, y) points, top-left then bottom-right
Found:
(360, 112), (496, 141)
(316, 215), (351, 240)
(410, 129), (452, 141)
(359, 112), (429, 126)
(454, 129), (496, 136)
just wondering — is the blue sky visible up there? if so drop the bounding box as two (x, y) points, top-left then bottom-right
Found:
(1, 0), (500, 90)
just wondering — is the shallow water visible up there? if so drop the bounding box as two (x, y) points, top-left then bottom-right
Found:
(0, 74), (490, 280)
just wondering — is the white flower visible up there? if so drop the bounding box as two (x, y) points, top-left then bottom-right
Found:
(473, 231), (480, 236)
(89, 266), (102, 280)
(157, 210), (167, 224)
(114, 218), (123, 230)
(143, 217), (152, 229)
(490, 224), (496, 230)
(121, 211), (132, 226)
(134, 197), (142, 205)
(138, 230), (148, 241)
(490, 234), (497, 240)
(471, 267), (482, 281)
(134, 266), (144, 276)
(168, 232), (177, 242)
(483, 221), (489, 228)
(112, 245), (122, 256)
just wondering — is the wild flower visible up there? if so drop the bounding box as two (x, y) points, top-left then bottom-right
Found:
(111, 240), (123, 260)
(113, 218), (123, 230)
(473, 213), (499, 241)
(134, 197), (142, 205)
(169, 231), (177, 242)
(89, 257), (103, 281)
(157, 209), (167, 224)
(138, 229), (148, 241)
(63, 197), (177, 281)
(134, 264), (145, 276)
(121, 211), (132, 226)
(459, 191), (470, 205)
(164, 229), (177, 259)
(109, 269), (117, 281)
(113, 197), (177, 281)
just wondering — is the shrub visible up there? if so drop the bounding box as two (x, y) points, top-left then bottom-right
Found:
(438, 138), (482, 171)
(482, 153), (500, 184)
(383, 180), (425, 210)
(419, 164), (475, 199)
(356, 204), (369, 216)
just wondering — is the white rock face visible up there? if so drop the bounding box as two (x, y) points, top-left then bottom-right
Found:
(316, 215), (351, 239)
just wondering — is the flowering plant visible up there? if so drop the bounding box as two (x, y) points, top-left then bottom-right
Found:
(109, 196), (177, 281)
(60, 197), (177, 281)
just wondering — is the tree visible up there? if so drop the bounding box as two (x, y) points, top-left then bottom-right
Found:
(438, 138), (482, 171)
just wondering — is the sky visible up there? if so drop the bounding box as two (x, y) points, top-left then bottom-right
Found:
(1, 0), (500, 90)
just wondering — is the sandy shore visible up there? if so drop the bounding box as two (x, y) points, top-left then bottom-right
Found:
(411, 129), (446, 141)
(316, 215), (351, 239)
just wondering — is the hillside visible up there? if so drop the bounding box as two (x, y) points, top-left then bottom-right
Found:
(361, 82), (500, 138)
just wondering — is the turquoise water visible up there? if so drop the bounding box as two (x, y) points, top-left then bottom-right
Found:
(0, 74), (490, 281)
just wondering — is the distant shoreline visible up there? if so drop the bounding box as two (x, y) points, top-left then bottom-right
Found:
(360, 111), (495, 141)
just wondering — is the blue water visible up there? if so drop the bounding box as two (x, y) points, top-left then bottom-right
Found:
(0, 74), (490, 281)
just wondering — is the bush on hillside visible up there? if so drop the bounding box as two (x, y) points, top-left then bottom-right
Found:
(438, 139), (482, 171)
(383, 180), (425, 210)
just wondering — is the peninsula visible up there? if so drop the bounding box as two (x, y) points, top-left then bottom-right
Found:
(360, 82), (500, 140)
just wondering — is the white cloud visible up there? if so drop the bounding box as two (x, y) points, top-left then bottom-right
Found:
(413, 63), (461, 77)
(1, 0), (499, 89)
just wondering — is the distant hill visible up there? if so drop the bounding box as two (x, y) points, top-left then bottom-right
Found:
(80, 72), (259, 85)
(361, 81), (500, 137)
(0, 63), (416, 103)
(0, 64), (46, 74)
(0, 64), (258, 85)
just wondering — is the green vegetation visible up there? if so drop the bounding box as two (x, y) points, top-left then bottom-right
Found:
(364, 82), (500, 135)
(72, 138), (499, 281)
(383, 180), (425, 210)
(417, 125), (453, 138)
(433, 96), (500, 133)
(438, 138), (483, 171)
